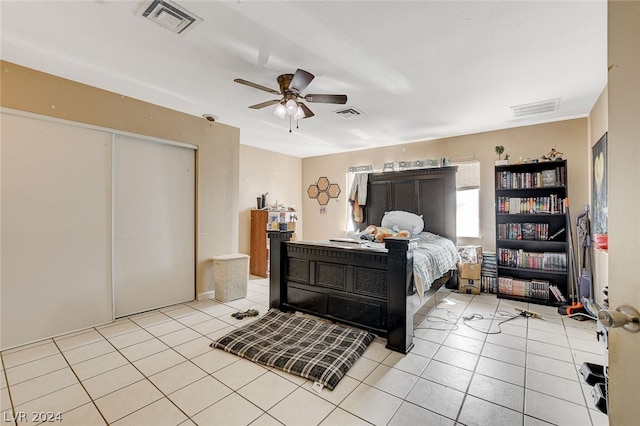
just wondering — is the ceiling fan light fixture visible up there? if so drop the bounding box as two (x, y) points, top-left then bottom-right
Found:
(294, 106), (305, 120)
(273, 103), (286, 119)
(285, 99), (298, 116)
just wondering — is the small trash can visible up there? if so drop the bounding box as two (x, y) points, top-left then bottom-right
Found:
(212, 254), (250, 302)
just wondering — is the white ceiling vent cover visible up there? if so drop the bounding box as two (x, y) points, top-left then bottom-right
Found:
(333, 107), (363, 119)
(511, 98), (561, 118)
(138, 0), (201, 35)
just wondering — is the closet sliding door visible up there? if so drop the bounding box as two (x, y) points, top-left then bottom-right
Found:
(1, 114), (113, 349)
(113, 136), (195, 317)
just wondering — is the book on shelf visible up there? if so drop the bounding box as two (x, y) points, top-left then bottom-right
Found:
(481, 276), (498, 293)
(495, 165), (566, 190)
(498, 248), (567, 271)
(481, 252), (498, 293)
(549, 284), (567, 303)
(497, 276), (551, 300)
(498, 223), (551, 241)
(496, 195), (566, 214)
(541, 169), (558, 187)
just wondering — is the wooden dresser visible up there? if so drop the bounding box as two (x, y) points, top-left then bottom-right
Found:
(250, 209), (298, 277)
(250, 209), (269, 277)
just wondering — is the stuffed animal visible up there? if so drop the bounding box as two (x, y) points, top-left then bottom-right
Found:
(359, 225), (411, 242)
(375, 230), (395, 242)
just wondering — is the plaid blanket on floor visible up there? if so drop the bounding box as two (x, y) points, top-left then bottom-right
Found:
(210, 309), (375, 390)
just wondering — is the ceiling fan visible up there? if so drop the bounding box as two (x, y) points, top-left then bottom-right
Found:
(234, 69), (347, 123)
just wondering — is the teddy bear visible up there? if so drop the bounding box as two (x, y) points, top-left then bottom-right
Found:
(359, 225), (411, 242)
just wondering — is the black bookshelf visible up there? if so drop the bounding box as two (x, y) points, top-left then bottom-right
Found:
(494, 160), (569, 306)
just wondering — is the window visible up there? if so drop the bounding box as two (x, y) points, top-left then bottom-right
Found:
(454, 160), (481, 238)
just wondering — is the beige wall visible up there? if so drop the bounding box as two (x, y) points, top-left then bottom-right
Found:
(0, 61), (240, 298)
(301, 119), (589, 251)
(238, 145), (303, 255)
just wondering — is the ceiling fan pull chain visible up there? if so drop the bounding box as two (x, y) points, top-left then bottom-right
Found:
(289, 116), (292, 133)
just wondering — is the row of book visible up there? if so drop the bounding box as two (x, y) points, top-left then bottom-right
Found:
(496, 195), (566, 215)
(481, 252), (498, 293)
(497, 222), (551, 241)
(496, 166), (566, 189)
(497, 276), (567, 302)
(498, 248), (567, 271)
(497, 277), (552, 300)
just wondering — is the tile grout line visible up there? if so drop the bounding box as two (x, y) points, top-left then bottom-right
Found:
(562, 316), (600, 425)
(0, 351), (18, 426)
(51, 332), (110, 425)
(452, 294), (491, 424)
(88, 319), (192, 424)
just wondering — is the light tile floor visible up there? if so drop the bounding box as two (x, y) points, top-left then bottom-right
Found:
(1, 279), (609, 425)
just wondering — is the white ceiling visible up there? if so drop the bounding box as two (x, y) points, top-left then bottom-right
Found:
(0, 0), (607, 158)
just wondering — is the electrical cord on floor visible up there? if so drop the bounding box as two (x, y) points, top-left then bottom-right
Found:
(461, 310), (524, 335)
(414, 307), (460, 332)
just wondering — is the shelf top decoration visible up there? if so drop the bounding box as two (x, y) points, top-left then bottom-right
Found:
(541, 147), (564, 162)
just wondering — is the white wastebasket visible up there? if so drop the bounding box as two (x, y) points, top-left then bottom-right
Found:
(212, 254), (250, 302)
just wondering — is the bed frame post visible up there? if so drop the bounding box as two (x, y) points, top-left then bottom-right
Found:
(267, 230), (293, 309)
(384, 237), (415, 354)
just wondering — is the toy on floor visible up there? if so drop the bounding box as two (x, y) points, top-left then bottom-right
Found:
(231, 309), (259, 320)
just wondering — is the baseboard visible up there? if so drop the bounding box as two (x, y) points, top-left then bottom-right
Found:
(197, 290), (215, 301)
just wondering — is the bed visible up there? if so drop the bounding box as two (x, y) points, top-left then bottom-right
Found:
(268, 166), (458, 354)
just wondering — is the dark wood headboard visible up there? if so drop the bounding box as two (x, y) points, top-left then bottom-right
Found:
(362, 166), (458, 241)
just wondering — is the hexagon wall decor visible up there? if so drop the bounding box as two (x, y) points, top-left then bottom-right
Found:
(307, 177), (341, 209)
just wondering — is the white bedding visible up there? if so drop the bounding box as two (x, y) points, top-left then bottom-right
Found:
(411, 232), (460, 300)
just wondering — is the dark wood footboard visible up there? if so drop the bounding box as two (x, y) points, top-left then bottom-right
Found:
(268, 230), (418, 354)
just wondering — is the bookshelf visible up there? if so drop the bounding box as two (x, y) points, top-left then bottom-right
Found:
(494, 160), (569, 306)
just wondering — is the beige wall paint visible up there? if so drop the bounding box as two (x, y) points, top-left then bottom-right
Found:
(589, 87), (609, 147)
(238, 145), (303, 255)
(607, 0), (640, 422)
(302, 119), (589, 250)
(0, 61), (240, 298)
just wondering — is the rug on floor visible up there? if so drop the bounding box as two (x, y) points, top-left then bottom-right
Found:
(210, 309), (375, 390)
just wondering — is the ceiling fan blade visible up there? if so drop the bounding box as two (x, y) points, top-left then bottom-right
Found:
(234, 78), (280, 95)
(289, 69), (314, 93)
(249, 99), (281, 109)
(303, 94), (347, 104)
(299, 103), (315, 118)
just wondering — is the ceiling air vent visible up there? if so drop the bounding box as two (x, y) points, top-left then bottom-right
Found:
(511, 98), (560, 118)
(333, 107), (363, 119)
(138, 0), (201, 35)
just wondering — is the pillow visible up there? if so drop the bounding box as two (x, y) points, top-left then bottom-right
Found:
(381, 211), (424, 236)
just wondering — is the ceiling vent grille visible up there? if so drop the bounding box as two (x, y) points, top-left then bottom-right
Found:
(138, 0), (201, 35)
(333, 107), (363, 119)
(511, 98), (560, 118)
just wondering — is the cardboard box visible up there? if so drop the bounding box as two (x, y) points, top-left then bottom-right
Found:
(459, 278), (481, 295)
(459, 262), (482, 280)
